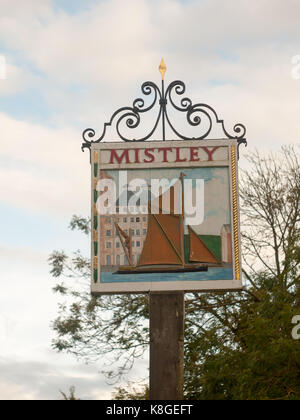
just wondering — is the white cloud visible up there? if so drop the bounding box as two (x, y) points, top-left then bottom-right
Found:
(0, 381), (37, 400)
(0, 357), (112, 400)
(0, 113), (90, 217)
(0, 243), (47, 263)
(0, 0), (300, 89)
(0, 57), (41, 96)
(0, 0), (299, 149)
(0, 0), (157, 86)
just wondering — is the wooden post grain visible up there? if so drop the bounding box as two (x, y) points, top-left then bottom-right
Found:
(149, 292), (185, 400)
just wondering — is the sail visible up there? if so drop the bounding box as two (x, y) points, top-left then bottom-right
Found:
(138, 214), (183, 266)
(188, 226), (219, 264)
(138, 181), (184, 267)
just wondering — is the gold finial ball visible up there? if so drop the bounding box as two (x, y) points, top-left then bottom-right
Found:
(159, 58), (167, 80)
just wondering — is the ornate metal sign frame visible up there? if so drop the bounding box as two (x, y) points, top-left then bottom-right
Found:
(82, 60), (247, 156)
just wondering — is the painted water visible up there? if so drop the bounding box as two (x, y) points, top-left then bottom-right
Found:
(101, 267), (233, 283)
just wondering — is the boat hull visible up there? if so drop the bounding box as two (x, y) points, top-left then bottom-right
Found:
(114, 264), (208, 275)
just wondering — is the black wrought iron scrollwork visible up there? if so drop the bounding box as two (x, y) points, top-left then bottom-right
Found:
(82, 75), (247, 155)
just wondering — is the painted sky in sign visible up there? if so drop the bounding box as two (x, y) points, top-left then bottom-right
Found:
(105, 166), (230, 235)
(0, 0), (299, 400)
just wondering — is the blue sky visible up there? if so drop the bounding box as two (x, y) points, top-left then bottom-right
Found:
(0, 0), (299, 400)
(52, 0), (100, 14)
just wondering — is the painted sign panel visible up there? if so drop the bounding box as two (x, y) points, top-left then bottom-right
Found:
(91, 140), (242, 294)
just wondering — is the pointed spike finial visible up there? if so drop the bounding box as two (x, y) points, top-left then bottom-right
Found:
(159, 58), (167, 80)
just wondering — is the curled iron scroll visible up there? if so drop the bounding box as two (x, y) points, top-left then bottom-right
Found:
(82, 79), (247, 155)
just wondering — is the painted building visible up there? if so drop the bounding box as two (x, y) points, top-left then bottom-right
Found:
(221, 224), (232, 263)
(99, 170), (151, 269)
(100, 211), (148, 268)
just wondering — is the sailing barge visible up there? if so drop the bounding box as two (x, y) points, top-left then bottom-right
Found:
(114, 174), (222, 275)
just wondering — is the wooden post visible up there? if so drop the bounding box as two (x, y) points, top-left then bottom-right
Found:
(149, 292), (185, 400)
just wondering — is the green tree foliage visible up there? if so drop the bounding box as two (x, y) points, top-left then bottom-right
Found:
(184, 146), (300, 400)
(112, 382), (149, 400)
(49, 219), (149, 382)
(49, 147), (300, 399)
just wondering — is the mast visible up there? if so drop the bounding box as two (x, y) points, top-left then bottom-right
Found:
(115, 222), (133, 266)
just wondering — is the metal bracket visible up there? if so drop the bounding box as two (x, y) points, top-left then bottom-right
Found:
(82, 60), (247, 157)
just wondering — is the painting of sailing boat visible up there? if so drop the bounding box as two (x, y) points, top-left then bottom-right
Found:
(99, 166), (234, 284)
